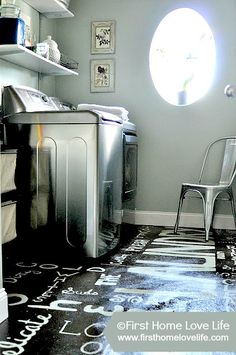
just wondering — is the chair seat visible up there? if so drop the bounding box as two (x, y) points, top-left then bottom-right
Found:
(182, 182), (229, 189)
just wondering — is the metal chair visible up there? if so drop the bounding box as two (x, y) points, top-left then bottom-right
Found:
(174, 136), (236, 241)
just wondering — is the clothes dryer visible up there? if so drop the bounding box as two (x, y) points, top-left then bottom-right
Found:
(122, 120), (138, 222)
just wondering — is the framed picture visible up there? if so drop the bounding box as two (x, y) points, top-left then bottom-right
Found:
(90, 59), (115, 92)
(91, 20), (115, 54)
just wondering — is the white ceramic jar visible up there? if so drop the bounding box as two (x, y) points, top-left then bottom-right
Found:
(43, 35), (61, 64)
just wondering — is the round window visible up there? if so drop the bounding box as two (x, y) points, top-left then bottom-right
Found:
(149, 8), (216, 106)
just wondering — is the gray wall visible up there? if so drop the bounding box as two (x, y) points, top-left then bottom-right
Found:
(38, 16), (57, 96)
(54, 0), (236, 216)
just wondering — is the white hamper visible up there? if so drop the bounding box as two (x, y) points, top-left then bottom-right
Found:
(1, 150), (17, 244)
(1, 202), (16, 243)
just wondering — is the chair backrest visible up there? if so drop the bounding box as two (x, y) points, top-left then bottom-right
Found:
(219, 138), (236, 185)
(200, 136), (236, 185)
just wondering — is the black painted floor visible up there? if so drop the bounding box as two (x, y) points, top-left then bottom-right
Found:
(0, 225), (235, 354)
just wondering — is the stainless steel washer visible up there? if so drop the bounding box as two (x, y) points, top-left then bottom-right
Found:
(2, 85), (123, 257)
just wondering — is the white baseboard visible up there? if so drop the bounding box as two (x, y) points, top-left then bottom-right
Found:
(0, 287), (8, 323)
(123, 209), (235, 230)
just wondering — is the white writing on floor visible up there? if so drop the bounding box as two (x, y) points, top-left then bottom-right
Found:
(124, 239), (149, 252)
(135, 236), (215, 271)
(32, 269), (82, 303)
(32, 281), (60, 303)
(0, 314), (52, 355)
(28, 300), (125, 315)
(95, 274), (121, 286)
(4, 270), (42, 284)
(59, 321), (107, 354)
(62, 287), (98, 296)
(16, 262), (82, 271)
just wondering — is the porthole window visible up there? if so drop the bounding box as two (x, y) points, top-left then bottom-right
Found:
(149, 8), (216, 106)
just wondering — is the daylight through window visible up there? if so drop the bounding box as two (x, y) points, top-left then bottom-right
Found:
(149, 8), (216, 106)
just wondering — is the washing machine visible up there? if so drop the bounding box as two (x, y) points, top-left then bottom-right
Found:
(51, 98), (138, 225)
(2, 85), (123, 258)
(50, 97), (138, 223)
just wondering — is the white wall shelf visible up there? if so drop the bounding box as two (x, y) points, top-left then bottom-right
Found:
(23, 0), (74, 18)
(0, 45), (78, 76)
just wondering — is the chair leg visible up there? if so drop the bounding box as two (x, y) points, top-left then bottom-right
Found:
(228, 188), (236, 228)
(174, 187), (185, 234)
(201, 190), (216, 242)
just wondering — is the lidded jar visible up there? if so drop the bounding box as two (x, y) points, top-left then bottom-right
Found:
(43, 35), (61, 64)
(0, 0), (25, 46)
(0, 0), (21, 18)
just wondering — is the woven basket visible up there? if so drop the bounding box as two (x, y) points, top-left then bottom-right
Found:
(60, 53), (79, 70)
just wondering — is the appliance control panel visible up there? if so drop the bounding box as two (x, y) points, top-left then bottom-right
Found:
(2, 85), (58, 117)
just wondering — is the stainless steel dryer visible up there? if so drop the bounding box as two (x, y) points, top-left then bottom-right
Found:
(122, 120), (138, 222)
(2, 85), (123, 258)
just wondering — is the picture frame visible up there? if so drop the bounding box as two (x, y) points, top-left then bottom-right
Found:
(91, 20), (115, 54)
(90, 59), (115, 93)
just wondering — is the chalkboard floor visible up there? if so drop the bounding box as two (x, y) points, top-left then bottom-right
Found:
(0, 225), (235, 354)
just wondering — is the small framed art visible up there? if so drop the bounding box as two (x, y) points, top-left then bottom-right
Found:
(90, 59), (115, 93)
(91, 20), (115, 54)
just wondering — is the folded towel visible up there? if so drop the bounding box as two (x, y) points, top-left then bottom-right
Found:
(77, 104), (129, 121)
